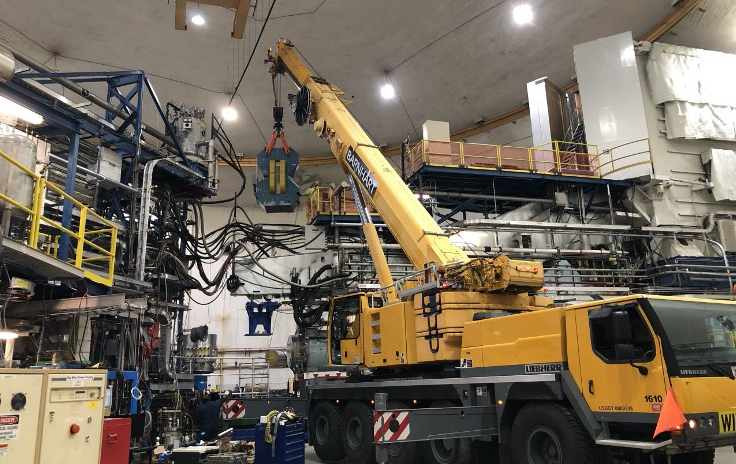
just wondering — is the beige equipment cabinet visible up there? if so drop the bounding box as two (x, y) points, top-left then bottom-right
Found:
(0, 369), (107, 464)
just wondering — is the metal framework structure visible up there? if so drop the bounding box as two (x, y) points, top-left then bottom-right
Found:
(0, 52), (216, 295)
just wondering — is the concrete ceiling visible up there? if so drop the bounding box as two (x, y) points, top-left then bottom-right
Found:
(0, 0), (733, 202)
(665, 0), (736, 52)
(2, 0), (683, 151)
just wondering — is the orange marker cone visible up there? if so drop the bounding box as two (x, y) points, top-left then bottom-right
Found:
(654, 388), (687, 438)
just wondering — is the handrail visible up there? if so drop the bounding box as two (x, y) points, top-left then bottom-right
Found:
(306, 185), (379, 222)
(0, 148), (117, 286)
(599, 138), (653, 178)
(404, 139), (601, 178)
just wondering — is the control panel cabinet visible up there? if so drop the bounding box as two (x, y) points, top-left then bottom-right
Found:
(0, 369), (106, 464)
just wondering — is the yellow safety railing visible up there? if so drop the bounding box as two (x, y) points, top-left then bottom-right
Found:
(405, 140), (601, 179)
(37, 233), (60, 258)
(306, 186), (378, 223)
(0, 148), (117, 286)
(598, 138), (653, 178)
(307, 186), (333, 223)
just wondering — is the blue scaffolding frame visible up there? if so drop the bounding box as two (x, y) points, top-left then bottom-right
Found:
(0, 68), (215, 284)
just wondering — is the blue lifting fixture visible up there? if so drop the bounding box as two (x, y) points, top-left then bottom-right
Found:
(254, 106), (300, 212)
(245, 301), (281, 335)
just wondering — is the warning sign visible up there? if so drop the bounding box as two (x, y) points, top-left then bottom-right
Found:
(221, 400), (246, 419)
(0, 415), (19, 441)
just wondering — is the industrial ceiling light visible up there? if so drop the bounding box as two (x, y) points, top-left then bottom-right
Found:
(380, 83), (395, 100)
(192, 3), (205, 25)
(0, 95), (43, 125)
(0, 330), (18, 340)
(222, 106), (237, 121)
(513, 4), (534, 25)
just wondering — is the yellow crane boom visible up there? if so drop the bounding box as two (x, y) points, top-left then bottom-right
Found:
(270, 39), (544, 294)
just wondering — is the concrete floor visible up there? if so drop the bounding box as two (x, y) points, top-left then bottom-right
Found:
(304, 445), (736, 463)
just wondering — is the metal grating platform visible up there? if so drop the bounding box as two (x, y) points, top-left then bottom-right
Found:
(308, 214), (383, 226)
(1, 237), (84, 280)
(407, 165), (631, 196)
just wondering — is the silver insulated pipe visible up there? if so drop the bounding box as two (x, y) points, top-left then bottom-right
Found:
(0, 46), (15, 83)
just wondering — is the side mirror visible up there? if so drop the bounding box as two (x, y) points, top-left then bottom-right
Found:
(614, 343), (636, 360)
(615, 343), (649, 376)
(612, 310), (633, 344)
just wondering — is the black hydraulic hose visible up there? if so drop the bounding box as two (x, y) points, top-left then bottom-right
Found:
(293, 265), (334, 328)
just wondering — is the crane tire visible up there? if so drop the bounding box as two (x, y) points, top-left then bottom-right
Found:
(309, 401), (345, 462)
(341, 401), (376, 464)
(511, 402), (600, 464)
(420, 400), (473, 464)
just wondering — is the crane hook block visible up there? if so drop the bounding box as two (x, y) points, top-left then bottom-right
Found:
(254, 145), (300, 212)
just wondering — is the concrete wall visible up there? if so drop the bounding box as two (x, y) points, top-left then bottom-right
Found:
(462, 115), (534, 148)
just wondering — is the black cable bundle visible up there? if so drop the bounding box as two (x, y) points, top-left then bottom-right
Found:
(291, 265), (350, 328)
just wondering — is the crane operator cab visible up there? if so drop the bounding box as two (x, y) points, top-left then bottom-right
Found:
(329, 294), (363, 365)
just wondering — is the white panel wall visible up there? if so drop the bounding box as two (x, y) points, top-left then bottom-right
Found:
(574, 32), (652, 179)
(636, 53), (736, 227)
(185, 204), (305, 390)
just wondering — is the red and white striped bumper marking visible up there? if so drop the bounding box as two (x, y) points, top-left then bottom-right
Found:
(373, 410), (411, 442)
(221, 399), (246, 419)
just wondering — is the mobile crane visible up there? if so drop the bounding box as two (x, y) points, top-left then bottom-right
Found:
(268, 40), (736, 464)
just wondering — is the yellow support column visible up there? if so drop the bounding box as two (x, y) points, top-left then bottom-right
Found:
(74, 208), (87, 268)
(108, 227), (118, 285)
(28, 178), (45, 249)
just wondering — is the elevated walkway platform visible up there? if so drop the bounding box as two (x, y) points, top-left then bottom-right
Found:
(306, 186), (381, 226)
(1, 237), (84, 281)
(404, 139), (631, 191)
(403, 140), (635, 222)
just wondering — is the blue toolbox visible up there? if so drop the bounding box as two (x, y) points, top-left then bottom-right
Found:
(254, 422), (305, 464)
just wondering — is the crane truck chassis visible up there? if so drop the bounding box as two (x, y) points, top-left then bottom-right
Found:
(303, 293), (736, 464)
(265, 40), (736, 463)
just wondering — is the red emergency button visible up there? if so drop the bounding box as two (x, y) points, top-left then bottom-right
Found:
(70, 424), (80, 435)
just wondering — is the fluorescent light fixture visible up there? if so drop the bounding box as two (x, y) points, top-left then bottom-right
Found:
(222, 106), (237, 121)
(380, 83), (395, 100)
(191, 14), (205, 25)
(513, 4), (533, 25)
(0, 331), (18, 340)
(0, 95), (43, 125)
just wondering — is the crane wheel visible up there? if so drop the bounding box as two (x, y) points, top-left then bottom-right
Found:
(420, 401), (473, 464)
(383, 400), (422, 464)
(511, 402), (599, 464)
(309, 401), (345, 462)
(340, 401), (376, 464)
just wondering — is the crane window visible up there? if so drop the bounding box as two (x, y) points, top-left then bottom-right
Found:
(330, 296), (361, 364)
(589, 304), (655, 363)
